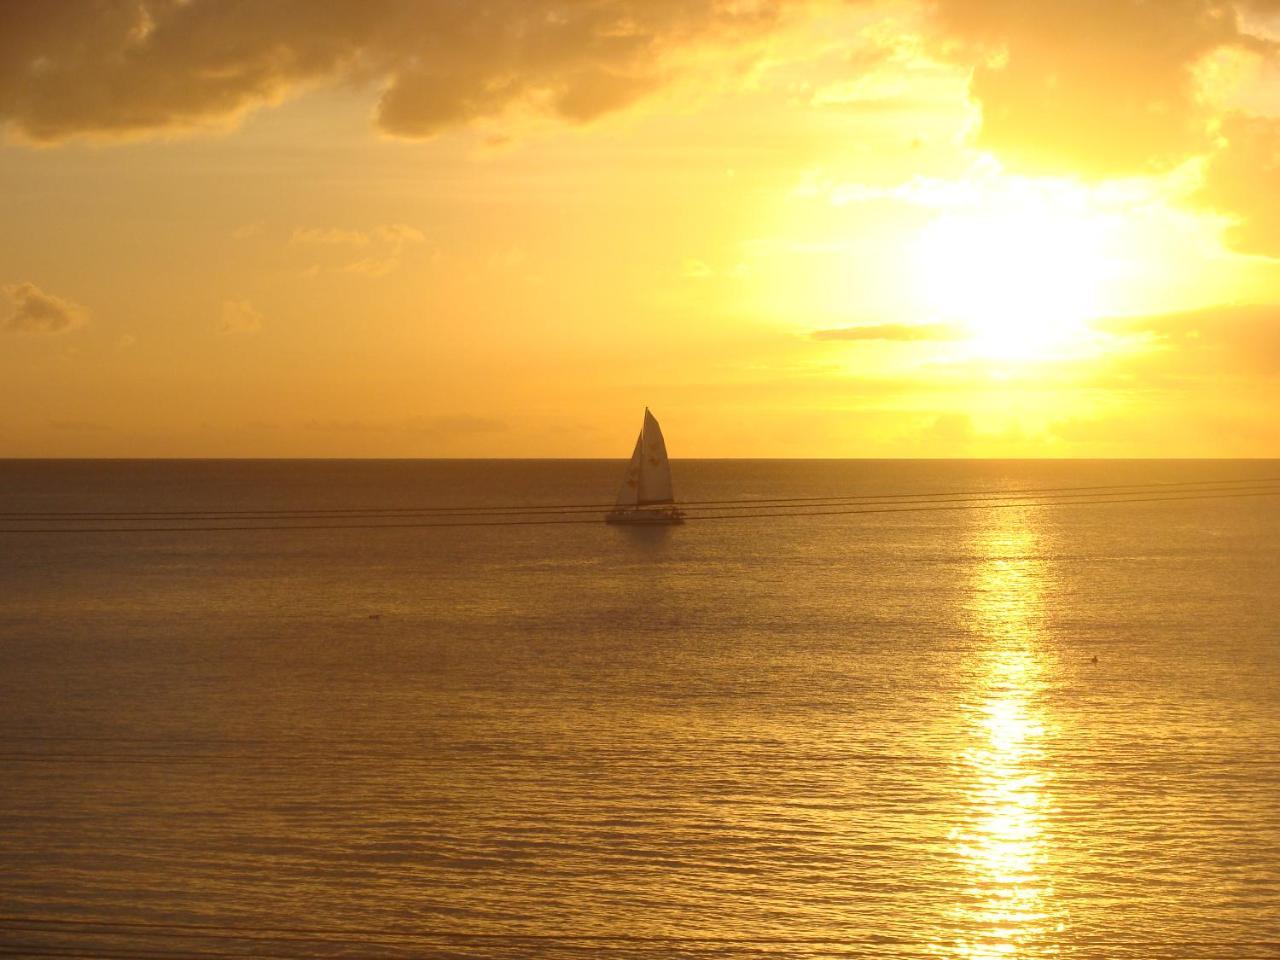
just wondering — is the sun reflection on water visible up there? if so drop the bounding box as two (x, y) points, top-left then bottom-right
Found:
(944, 507), (1061, 959)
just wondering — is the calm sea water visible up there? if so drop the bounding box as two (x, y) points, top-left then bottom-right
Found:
(1, 460), (1277, 958)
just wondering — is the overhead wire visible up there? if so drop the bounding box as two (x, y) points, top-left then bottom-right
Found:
(0, 484), (1276, 533)
(687, 486), (1280, 520)
(2, 474), (1278, 520)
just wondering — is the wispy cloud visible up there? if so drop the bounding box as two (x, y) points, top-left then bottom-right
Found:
(373, 224), (426, 245)
(292, 223), (427, 278)
(290, 227), (372, 246)
(219, 299), (264, 335)
(341, 257), (401, 278)
(813, 322), (963, 342)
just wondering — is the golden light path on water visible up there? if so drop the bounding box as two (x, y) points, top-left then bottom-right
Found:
(943, 506), (1062, 958)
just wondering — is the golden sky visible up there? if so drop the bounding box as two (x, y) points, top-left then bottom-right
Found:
(3, 0), (1280, 457)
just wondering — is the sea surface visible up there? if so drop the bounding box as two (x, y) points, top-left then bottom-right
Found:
(1, 459), (1278, 958)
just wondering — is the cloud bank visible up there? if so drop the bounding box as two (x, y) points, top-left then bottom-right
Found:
(4, 2), (1280, 254)
(0, 0), (789, 143)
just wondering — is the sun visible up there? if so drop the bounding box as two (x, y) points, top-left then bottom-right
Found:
(913, 183), (1122, 361)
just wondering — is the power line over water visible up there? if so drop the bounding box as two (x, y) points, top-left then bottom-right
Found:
(1, 476), (1277, 534)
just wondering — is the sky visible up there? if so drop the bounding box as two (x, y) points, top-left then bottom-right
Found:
(2, 0), (1280, 458)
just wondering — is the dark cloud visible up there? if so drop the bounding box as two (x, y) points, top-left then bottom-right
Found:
(813, 322), (962, 341)
(0, 0), (792, 143)
(924, 0), (1278, 176)
(2, 281), (87, 334)
(7, 1), (1280, 253)
(5, 2), (1277, 182)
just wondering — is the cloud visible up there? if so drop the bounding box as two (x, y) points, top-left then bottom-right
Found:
(291, 227), (372, 246)
(813, 322), (962, 341)
(1198, 113), (1280, 257)
(0, 0), (792, 144)
(1098, 302), (1280, 377)
(2, 281), (87, 334)
(551, 68), (661, 123)
(342, 256), (400, 277)
(682, 258), (714, 278)
(8, 2), (1280, 257)
(895, 2), (1280, 250)
(219, 299), (264, 335)
(292, 222), (426, 277)
(372, 223), (426, 245)
(922, 0), (1279, 177)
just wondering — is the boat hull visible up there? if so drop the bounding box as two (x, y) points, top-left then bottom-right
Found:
(605, 507), (686, 525)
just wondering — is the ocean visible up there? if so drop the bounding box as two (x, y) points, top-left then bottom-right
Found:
(1, 459), (1277, 958)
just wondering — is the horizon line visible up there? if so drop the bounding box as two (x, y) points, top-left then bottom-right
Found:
(3, 456), (1279, 463)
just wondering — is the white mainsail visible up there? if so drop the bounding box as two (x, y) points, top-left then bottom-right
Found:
(637, 408), (674, 504)
(614, 408), (675, 508)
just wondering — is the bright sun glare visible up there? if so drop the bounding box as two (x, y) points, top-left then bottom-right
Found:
(915, 186), (1121, 361)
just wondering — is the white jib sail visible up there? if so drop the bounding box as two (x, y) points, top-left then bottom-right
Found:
(615, 432), (643, 507)
(637, 408), (674, 505)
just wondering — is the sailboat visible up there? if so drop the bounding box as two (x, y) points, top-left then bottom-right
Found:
(605, 408), (686, 525)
